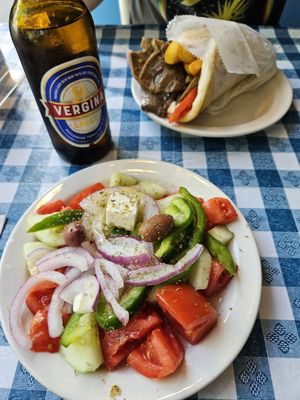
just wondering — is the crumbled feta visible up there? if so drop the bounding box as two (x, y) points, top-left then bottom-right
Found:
(106, 192), (139, 231)
(73, 292), (93, 314)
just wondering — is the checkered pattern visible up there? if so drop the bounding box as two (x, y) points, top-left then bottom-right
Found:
(0, 22), (299, 400)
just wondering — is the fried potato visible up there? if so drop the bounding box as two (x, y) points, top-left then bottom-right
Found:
(164, 41), (181, 64)
(165, 41), (197, 65)
(184, 59), (203, 76)
(178, 45), (196, 64)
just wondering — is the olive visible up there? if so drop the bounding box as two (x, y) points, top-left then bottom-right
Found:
(139, 214), (174, 242)
(63, 221), (86, 247)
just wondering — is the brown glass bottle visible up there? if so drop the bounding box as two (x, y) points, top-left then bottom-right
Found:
(9, 0), (112, 164)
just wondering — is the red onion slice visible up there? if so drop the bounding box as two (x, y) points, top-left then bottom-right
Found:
(63, 302), (72, 314)
(92, 215), (107, 248)
(99, 236), (152, 266)
(125, 263), (143, 270)
(9, 271), (67, 350)
(37, 252), (89, 272)
(99, 258), (126, 290)
(94, 259), (129, 326)
(26, 247), (50, 263)
(126, 244), (203, 286)
(36, 246), (72, 262)
(36, 246), (93, 266)
(72, 247), (94, 265)
(105, 274), (120, 300)
(139, 193), (159, 220)
(59, 275), (99, 313)
(48, 268), (81, 338)
(81, 241), (102, 258)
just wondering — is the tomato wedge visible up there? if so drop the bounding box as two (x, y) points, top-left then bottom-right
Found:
(68, 182), (105, 209)
(26, 281), (58, 315)
(102, 306), (162, 370)
(203, 260), (232, 297)
(127, 323), (184, 379)
(169, 88), (197, 123)
(36, 199), (66, 215)
(156, 284), (218, 344)
(29, 308), (60, 353)
(202, 197), (238, 226)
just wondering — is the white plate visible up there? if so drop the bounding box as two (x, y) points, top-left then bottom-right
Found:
(0, 159), (261, 400)
(131, 70), (292, 138)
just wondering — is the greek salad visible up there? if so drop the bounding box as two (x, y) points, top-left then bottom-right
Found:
(10, 172), (238, 379)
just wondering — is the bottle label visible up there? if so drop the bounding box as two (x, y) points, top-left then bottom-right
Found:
(40, 56), (108, 148)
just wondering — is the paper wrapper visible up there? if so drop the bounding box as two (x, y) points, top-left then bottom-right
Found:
(166, 16), (277, 115)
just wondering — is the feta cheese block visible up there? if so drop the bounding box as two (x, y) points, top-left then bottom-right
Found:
(106, 191), (140, 231)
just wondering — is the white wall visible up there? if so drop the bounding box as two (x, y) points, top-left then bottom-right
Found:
(0, 0), (14, 23)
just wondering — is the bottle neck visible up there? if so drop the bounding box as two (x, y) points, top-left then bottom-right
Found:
(10, 0), (87, 30)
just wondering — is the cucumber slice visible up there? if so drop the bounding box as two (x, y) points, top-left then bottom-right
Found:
(208, 225), (234, 245)
(23, 241), (55, 275)
(61, 313), (103, 373)
(188, 247), (212, 290)
(61, 313), (98, 347)
(133, 180), (168, 200)
(157, 193), (183, 213)
(27, 214), (65, 247)
(110, 172), (138, 187)
(61, 343), (103, 373)
(96, 286), (148, 330)
(165, 198), (193, 229)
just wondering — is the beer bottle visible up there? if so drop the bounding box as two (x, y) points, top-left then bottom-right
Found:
(9, 0), (112, 164)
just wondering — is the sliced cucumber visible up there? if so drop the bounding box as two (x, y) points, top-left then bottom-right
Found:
(61, 313), (103, 373)
(23, 241), (55, 276)
(146, 284), (167, 304)
(146, 286), (159, 304)
(110, 172), (138, 187)
(188, 246), (212, 290)
(61, 342), (103, 373)
(96, 286), (148, 330)
(61, 313), (98, 347)
(208, 225), (234, 245)
(157, 193), (182, 213)
(133, 180), (168, 200)
(165, 198), (193, 229)
(27, 214), (65, 247)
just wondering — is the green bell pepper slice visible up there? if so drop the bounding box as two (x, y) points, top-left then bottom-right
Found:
(204, 233), (237, 276)
(178, 187), (206, 247)
(164, 188), (206, 283)
(165, 198), (193, 229)
(95, 286), (148, 330)
(27, 209), (83, 232)
(154, 227), (192, 261)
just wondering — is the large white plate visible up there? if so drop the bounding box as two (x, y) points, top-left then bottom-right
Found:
(131, 70), (292, 137)
(0, 159), (261, 400)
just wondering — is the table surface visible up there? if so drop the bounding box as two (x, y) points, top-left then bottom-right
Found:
(0, 23), (300, 400)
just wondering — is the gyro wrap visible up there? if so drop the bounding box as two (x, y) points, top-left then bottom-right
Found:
(166, 16), (277, 121)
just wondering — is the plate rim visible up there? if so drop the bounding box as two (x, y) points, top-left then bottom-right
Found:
(0, 159), (262, 400)
(131, 70), (292, 138)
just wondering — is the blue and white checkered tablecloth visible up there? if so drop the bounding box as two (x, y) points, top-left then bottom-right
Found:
(0, 22), (300, 400)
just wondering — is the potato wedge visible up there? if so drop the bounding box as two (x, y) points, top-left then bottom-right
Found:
(184, 59), (202, 76)
(178, 45), (196, 63)
(164, 41), (181, 64)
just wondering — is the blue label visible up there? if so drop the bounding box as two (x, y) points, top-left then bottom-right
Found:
(40, 56), (108, 147)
